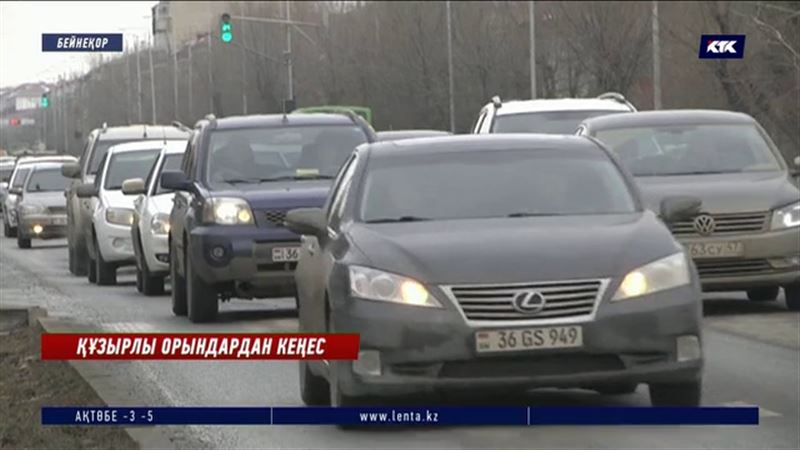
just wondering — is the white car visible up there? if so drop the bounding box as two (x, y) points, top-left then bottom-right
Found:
(122, 140), (187, 295)
(3, 155), (77, 237)
(76, 142), (163, 285)
(472, 92), (636, 135)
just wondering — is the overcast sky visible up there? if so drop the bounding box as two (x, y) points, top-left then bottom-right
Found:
(0, 1), (157, 88)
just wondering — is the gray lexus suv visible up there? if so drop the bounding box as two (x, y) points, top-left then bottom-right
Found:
(579, 110), (800, 310)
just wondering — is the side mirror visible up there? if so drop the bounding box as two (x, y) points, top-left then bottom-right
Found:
(76, 183), (98, 198)
(121, 178), (146, 195)
(9, 187), (22, 196)
(790, 156), (800, 176)
(61, 162), (81, 179)
(285, 208), (327, 238)
(660, 196), (702, 223)
(160, 170), (193, 192)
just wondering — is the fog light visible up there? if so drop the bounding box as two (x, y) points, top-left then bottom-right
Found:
(32, 224), (43, 234)
(352, 350), (381, 376)
(210, 246), (226, 260)
(677, 335), (701, 362)
(156, 253), (169, 263)
(112, 238), (126, 249)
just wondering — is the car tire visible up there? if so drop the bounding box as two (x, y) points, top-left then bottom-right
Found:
(170, 244), (188, 316)
(186, 252), (218, 323)
(94, 234), (117, 286)
(16, 234), (31, 249)
(3, 219), (11, 237)
(138, 240), (165, 296)
(6, 221), (16, 238)
(784, 284), (800, 311)
(299, 360), (330, 406)
(594, 383), (638, 395)
(68, 242), (77, 274)
(87, 252), (97, 284)
(649, 381), (702, 406)
(135, 268), (144, 293)
(747, 287), (779, 302)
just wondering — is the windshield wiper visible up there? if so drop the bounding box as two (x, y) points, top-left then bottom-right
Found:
(506, 212), (555, 218)
(645, 170), (734, 176)
(365, 216), (431, 224)
(220, 178), (260, 184)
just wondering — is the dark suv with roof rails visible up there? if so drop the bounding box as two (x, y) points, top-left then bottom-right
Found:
(160, 112), (376, 323)
(62, 124), (190, 276)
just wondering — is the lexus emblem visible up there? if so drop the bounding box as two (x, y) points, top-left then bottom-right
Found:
(512, 291), (547, 315)
(693, 214), (716, 236)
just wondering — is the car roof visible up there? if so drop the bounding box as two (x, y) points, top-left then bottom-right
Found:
(492, 98), (633, 116)
(582, 109), (755, 130)
(16, 155), (77, 165)
(211, 113), (357, 130)
(376, 130), (452, 141)
(107, 140), (185, 154)
(367, 134), (602, 157)
(95, 124), (190, 140)
(26, 161), (68, 171)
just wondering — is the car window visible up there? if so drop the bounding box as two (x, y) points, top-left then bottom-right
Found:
(103, 150), (161, 190)
(153, 153), (185, 195)
(87, 140), (132, 174)
(0, 166), (13, 182)
(205, 125), (367, 188)
(593, 123), (782, 176)
(328, 155), (359, 230)
(492, 110), (626, 134)
(11, 168), (30, 189)
(24, 169), (70, 192)
(360, 149), (637, 222)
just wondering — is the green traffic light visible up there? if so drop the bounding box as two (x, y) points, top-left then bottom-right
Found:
(221, 31), (232, 43)
(221, 20), (232, 43)
(41, 96), (49, 108)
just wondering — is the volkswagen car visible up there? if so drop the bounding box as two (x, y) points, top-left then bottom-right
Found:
(578, 110), (800, 310)
(287, 134), (704, 407)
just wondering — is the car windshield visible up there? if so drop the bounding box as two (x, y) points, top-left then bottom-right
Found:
(88, 140), (131, 175)
(493, 110), (624, 134)
(154, 153), (184, 195)
(593, 123), (782, 176)
(25, 169), (70, 192)
(103, 150), (160, 190)
(360, 149), (637, 222)
(205, 125), (367, 187)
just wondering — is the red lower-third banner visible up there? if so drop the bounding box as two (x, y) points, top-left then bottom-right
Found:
(40, 333), (360, 360)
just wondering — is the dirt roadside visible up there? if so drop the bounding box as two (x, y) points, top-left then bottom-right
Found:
(0, 322), (139, 450)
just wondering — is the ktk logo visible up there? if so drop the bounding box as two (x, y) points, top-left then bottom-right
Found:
(699, 34), (746, 59)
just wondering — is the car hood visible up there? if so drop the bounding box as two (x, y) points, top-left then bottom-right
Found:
(347, 212), (681, 285)
(637, 171), (799, 213)
(101, 189), (136, 209)
(210, 180), (331, 210)
(20, 191), (65, 208)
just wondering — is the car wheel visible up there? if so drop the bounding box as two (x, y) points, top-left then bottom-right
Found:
(70, 226), (89, 276)
(299, 360), (330, 406)
(649, 380), (702, 406)
(170, 244), (187, 316)
(784, 284), (800, 311)
(186, 252), (218, 323)
(138, 243), (165, 296)
(747, 287), (779, 302)
(7, 223), (16, 238)
(94, 234), (117, 286)
(135, 267), (144, 293)
(594, 383), (638, 396)
(87, 252), (97, 284)
(68, 242), (77, 274)
(17, 235), (31, 249)
(3, 220), (10, 237)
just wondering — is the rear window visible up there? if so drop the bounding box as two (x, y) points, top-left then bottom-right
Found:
(25, 169), (70, 192)
(103, 150), (161, 190)
(493, 110), (626, 134)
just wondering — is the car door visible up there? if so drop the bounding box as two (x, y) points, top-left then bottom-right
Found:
(170, 133), (198, 275)
(298, 154), (359, 333)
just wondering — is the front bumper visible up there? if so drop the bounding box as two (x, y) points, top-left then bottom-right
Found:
(679, 227), (800, 290)
(329, 284), (703, 397)
(187, 225), (300, 297)
(142, 231), (170, 274)
(18, 215), (68, 239)
(96, 221), (135, 263)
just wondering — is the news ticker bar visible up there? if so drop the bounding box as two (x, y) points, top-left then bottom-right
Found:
(42, 407), (759, 426)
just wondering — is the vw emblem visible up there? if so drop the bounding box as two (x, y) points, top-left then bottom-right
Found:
(693, 214), (716, 236)
(512, 291), (547, 315)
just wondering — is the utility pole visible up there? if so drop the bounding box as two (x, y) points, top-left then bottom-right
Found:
(207, 8), (215, 115)
(136, 38), (143, 123)
(240, 1), (248, 114)
(125, 45), (132, 124)
(529, 1), (537, 99)
(148, 39), (157, 124)
(446, 1), (455, 133)
(172, 36), (179, 121)
(187, 43), (193, 121)
(61, 75), (68, 153)
(652, 1), (662, 109)
(285, 0), (294, 108)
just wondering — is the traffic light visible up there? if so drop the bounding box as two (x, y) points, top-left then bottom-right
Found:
(40, 92), (49, 109)
(9, 117), (21, 126)
(220, 13), (233, 43)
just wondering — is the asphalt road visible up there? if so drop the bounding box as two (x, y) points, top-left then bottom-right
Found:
(2, 236), (799, 449)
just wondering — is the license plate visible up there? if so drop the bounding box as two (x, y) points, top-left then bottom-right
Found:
(686, 241), (743, 259)
(271, 246), (300, 262)
(475, 326), (583, 353)
(53, 217), (67, 225)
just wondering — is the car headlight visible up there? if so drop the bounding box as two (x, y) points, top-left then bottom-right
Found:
(349, 266), (442, 308)
(19, 203), (46, 215)
(771, 201), (800, 230)
(612, 252), (691, 301)
(202, 197), (254, 225)
(105, 207), (134, 226)
(150, 212), (170, 235)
